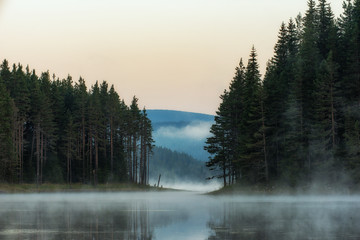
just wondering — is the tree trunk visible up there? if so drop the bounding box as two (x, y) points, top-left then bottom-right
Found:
(82, 117), (85, 183)
(36, 123), (40, 186)
(89, 130), (93, 185)
(20, 123), (23, 183)
(140, 132), (144, 185)
(133, 135), (137, 183)
(67, 134), (70, 184)
(110, 118), (114, 179)
(127, 135), (132, 182)
(143, 142), (147, 185)
(40, 132), (44, 184)
(330, 82), (336, 149)
(223, 164), (227, 187)
(261, 99), (269, 182)
(95, 137), (99, 185)
(147, 149), (150, 186)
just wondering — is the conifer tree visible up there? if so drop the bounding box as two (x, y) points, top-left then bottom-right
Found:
(317, 0), (337, 60)
(129, 96), (141, 183)
(74, 77), (88, 183)
(88, 81), (104, 185)
(205, 90), (232, 186)
(241, 47), (267, 183)
(107, 85), (119, 180)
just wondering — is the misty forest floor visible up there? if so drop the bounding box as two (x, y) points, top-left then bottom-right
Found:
(0, 183), (177, 193)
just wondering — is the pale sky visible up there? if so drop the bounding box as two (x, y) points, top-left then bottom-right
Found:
(0, 0), (343, 114)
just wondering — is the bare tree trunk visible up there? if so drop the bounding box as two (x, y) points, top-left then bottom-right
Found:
(30, 133), (35, 169)
(110, 118), (114, 179)
(228, 165), (231, 185)
(14, 120), (20, 183)
(330, 82), (336, 149)
(69, 137), (72, 185)
(36, 123), (40, 187)
(133, 135), (137, 183)
(261, 99), (269, 182)
(20, 123), (23, 183)
(223, 163), (227, 187)
(127, 136), (132, 182)
(89, 130), (93, 185)
(143, 142), (147, 185)
(95, 137), (99, 185)
(140, 133), (144, 185)
(147, 149), (150, 186)
(40, 132), (44, 184)
(82, 118), (85, 183)
(15, 121), (19, 183)
(67, 135), (70, 185)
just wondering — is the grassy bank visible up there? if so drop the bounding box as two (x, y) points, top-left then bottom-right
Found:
(0, 183), (172, 193)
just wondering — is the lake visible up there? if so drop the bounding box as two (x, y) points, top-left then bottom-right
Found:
(0, 192), (359, 239)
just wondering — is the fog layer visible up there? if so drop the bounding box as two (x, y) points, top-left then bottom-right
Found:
(1, 193), (360, 239)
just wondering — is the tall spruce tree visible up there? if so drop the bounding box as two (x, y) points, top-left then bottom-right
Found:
(88, 81), (104, 185)
(205, 90), (232, 186)
(241, 47), (267, 183)
(129, 96), (141, 183)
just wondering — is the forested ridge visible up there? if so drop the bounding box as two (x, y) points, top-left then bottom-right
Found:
(0, 61), (153, 185)
(206, 0), (360, 188)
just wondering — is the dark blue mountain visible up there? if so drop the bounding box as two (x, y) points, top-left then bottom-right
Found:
(147, 110), (214, 161)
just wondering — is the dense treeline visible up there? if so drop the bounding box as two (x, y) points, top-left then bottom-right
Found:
(205, 0), (360, 188)
(0, 61), (153, 185)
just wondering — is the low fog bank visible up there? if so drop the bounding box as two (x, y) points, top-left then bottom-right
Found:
(212, 176), (360, 196)
(150, 179), (222, 192)
(152, 120), (212, 161)
(0, 191), (209, 206)
(154, 121), (212, 141)
(1, 191), (360, 240)
(213, 195), (360, 204)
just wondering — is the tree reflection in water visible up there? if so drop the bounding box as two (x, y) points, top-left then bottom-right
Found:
(1, 194), (360, 240)
(207, 200), (360, 240)
(0, 198), (187, 240)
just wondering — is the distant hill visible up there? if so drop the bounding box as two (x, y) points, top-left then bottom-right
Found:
(147, 110), (214, 161)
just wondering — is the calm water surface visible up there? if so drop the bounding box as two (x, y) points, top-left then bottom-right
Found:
(0, 192), (360, 240)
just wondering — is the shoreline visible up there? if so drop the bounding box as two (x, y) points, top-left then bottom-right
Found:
(0, 183), (179, 194)
(2, 182), (359, 195)
(206, 183), (360, 196)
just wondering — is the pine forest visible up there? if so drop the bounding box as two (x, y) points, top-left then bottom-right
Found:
(205, 0), (360, 188)
(0, 61), (154, 185)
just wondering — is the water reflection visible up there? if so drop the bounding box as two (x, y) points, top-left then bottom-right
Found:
(0, 193), (360, 240)
(0, 192), (191, 240)
(0, 202), (151, 239)
(207, 197), (360, 240)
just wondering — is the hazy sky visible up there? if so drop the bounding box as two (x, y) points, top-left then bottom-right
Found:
(0, 0), (343, 114)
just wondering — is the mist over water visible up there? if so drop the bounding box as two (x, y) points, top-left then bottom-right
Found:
(150, 179), (222, 192)
(1, 192), (360, 240)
